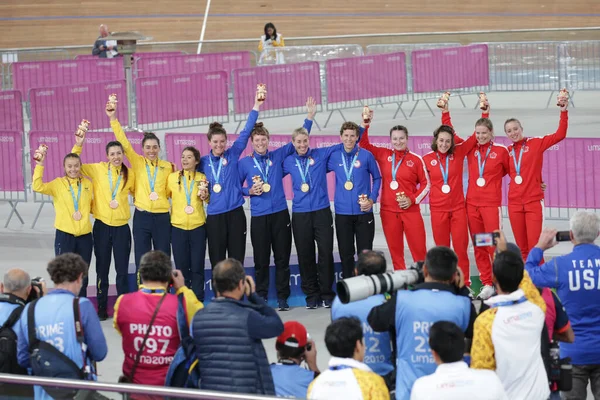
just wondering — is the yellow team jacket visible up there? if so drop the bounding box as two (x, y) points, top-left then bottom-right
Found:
(71, 144), (135, 227)
(111, 119), (173, 213)
(166, 170), (208, 231)
(32, 165), (93, 237)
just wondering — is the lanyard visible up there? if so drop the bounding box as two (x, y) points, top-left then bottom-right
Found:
(68, 180), (82, 212)
(140, 287), (167, 294)
(108, 167), (122, 201)
(476, 145), (492, 179)
(489, 296), (527, 308)
(208, 155), (223, 184)
(329, 365), (353, 371)
(145, 161), (158, 192)
(341, 149), (359, 182)
(391, 151), (407, 180)
(252, 154), (270, 183)
(511, 141), (526, 176)
(182, 174), (195, 206)
(295, 157), (311, 184)
(436, 153), (449, 185)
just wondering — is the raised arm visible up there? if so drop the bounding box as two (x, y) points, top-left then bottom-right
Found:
(31, 154), (55, 196)
(107, 105), (143, 168)
(540, 109), (568, 151)
(524, 228), (561, 289)
(277, 97), (316, 158)
(247, 293), (284, 339)
(441, 100), (490, 145)
(230, 91), (263, 158)
(71, 135), (95, 178)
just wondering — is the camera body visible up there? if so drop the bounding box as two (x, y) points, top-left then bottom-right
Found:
(549, 342), (573, 391)
(473, 232), (501, 247)
(25, 277), (44, 303)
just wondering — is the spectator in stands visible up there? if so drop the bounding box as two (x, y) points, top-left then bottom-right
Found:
(238, 98), (316, 311)
(471, 234), (549, 400)
(72, 135), (134, 320)
(282, 123), (366, 309)
(270, 321), (320, 398)
(32, 148), (93, 298)
(107, 102), (175, 274)
(167, 147), (208, 301)
(525, 211), (600, 399)
(196, 89), (263, 269)
(358, 109), (430, 272)
(113, 251), (203, 389)
(411, 321), (507, 400)
(368, 246), (475, 400)
(307, 317), (389, 399)
(92, 24), (119, 58)
(258, 22), (284, 64)
(15, 253), (108, 399)
(191, 258), (283, 395)
(328, 122), (381, 283)
(332, 250), (395, 387)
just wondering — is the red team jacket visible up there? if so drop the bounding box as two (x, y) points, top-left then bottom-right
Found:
(359, 126), (430, 213)
(423, 129), (477, 212)
(506, 111), (568, 205)
(443, 112), (510, 207)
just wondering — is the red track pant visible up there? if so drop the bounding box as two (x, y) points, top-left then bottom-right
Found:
(508, 200), (544, 262)
(380, 209), (427, 270)
(466, 204), (502, 286)
(430, 207), (471, 286)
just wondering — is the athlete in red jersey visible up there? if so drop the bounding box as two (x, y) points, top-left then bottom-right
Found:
(504, 103), (569, 262)
(359, 114), (430, 270)
(443, 102), (509, 299)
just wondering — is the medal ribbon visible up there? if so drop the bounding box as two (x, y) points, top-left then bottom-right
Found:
(108, 167), (123, 201)
(68, 180), (82, 212)
(391, 151), (407, 182)
(208, 155), (224, 185)
(295, 157), (311, 185)
(476, 145), (492, 179)
(145, 161), (158, 193)
(511, 141), (525, 177)
(252, 153), (270, 184)
(436, 153), (449, 186)
(341, 149), (359, 183)
(182, 174), (195, 206)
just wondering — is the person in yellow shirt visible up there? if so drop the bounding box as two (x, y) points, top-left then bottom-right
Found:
(32, 149), (93, 298)
(258, 22), (285, 64)
(167, 146), (209, 301)
(71, 135), (135, 320)
(106, 103), (174, 274)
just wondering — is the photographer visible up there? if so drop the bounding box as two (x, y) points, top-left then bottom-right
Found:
(191, 258), (284, 395)
(525, 211), (600, 399)
(367, 246), (476, 400)
(332, 250), (394, 386)
(270, 321), (320, 398)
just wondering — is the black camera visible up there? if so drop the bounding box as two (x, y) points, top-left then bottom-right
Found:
(26, 277), (44, 303)
(550, 342), (572, 392)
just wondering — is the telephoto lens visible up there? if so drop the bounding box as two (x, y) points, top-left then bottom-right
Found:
(336, 261), (424, 304)
(558, 358), (573, 392)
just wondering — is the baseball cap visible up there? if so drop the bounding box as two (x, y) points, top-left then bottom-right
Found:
(276, 321), (308, 348)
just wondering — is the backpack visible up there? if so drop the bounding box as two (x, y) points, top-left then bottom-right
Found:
(0, 304), (26, 375)
(27, 297), (96, 400)
(164, 293), (200, 391)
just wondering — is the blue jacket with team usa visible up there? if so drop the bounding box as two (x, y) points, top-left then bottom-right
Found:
(197, 110), (258, 216)
(238, 119), (313, 217)
(327, 144), (381, 215)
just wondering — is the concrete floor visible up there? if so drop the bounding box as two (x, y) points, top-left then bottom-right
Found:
(1, 91), (598, 398)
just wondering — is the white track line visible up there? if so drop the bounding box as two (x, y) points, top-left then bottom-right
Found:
(197, 0), (212, 53)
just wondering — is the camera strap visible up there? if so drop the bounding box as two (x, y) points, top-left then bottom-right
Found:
(0, 293), (25, 307)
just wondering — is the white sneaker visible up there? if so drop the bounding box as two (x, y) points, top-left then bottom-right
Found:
(478, 285), (496, 300)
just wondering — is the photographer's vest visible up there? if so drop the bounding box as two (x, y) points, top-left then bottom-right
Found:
(115, 290), (180, 386)
(332, 295), (394, 376)
(394, 287), (471, 400)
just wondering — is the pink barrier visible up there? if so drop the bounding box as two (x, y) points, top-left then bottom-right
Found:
(0, 131), (25, 192)
(411, 44), (489, 93)
(0, 90), (24, 132)
(29, 131), (144, 184)
(13, 59), (125, 97)
(232, 62), (322, 115)
(134, 51), (252, 79)
(134, 72), (229, 126)
(29, 80), (128, 132)
(326, 53), (408, 104)
(165, 133), (295, 200)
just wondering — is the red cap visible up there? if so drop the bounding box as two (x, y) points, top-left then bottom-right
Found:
(276, 321), (308, 348)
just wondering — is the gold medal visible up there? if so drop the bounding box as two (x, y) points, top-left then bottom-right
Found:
(301, 183), (309, 193)
(109, 199), (119, 209)
(72, 211), (82, 221)
(262, 183), (271, 193)
(344, 181), (354, 191)
(184, 205), (194, 214)
(149, 191), (159, 201)
(213, 183), (222, 193)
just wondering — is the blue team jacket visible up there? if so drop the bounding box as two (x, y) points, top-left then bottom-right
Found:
(197, 110), (258, 215)
(238, 119), (313, 217)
